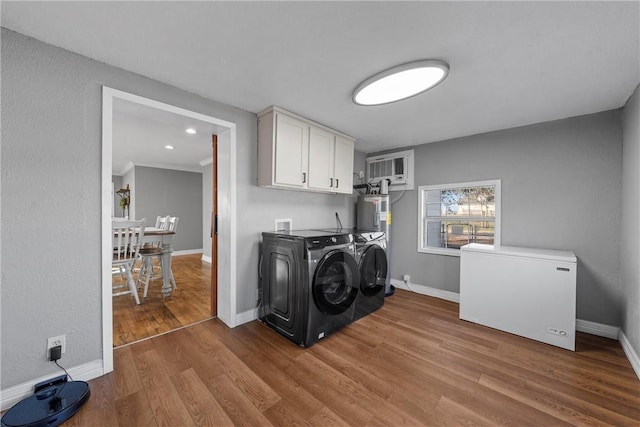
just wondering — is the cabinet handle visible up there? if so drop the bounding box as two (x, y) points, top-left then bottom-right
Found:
(330, 178), (334, 187)
(302, 172), (306, 183)
(336, 179), (339, 188)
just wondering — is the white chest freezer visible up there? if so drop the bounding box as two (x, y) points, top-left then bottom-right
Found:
(460, 243), (577, 351)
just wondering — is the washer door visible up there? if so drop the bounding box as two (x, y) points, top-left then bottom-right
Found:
(313, 250), (360, 314)
(359, 244), (388, 297)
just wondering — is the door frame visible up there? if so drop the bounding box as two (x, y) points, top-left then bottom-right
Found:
(101, 86), (238, 374)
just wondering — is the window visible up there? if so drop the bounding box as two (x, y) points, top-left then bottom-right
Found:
(418, 180), (501, 256)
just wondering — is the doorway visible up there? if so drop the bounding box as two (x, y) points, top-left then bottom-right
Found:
(101, 87), (238, 374)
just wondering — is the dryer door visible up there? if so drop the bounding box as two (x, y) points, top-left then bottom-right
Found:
(359, 244), (388, 296)
(312, 250), (360, 314)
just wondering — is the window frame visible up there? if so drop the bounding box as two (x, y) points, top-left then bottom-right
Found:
(417, 179), (501, 257)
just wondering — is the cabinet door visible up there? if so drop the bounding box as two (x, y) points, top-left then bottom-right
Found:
(308, 126), (334, 191)
(333, 136), (354, 194)
(274, 113), (309, 188)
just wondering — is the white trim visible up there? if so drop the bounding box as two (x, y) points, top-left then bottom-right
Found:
(1, 359), (103, 411)
(101, 88), (114, 373)
(172, 249), (203, 256)
(393, 280), (626, 341)
(619, 331), (640, 380)
(199, 157), (213, 167)
(201, 255), (212, 264)
(236, 308), (258, 326)
(575, 319), (620, 339)
(116, 161), (135, 176)
(115, 161), (205, 176)
(390, 279), (460, 303)
(102, 86), (238, 378)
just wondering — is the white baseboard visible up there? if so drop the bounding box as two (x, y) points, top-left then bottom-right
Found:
(391, 279), (624, 342)
(235, 308), (257, 326)
(575, 319), (619, 340)
(390, 279), (460, 303)
(619, 331), (640, 380)
(201, 255), (212, 264)
(173, 249), (203, 256)
(1, 359), (104, 411)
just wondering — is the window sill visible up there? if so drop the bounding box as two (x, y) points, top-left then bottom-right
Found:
(418, 247), (461, 257)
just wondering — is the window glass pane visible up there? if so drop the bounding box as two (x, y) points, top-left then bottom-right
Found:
(425, 190), (441, 204)
(426, 203), (442, 217)
(470, 220), (495, 245)
(444, 221), (471, 249)
(484, 201), (495, 217)
(419, 181), (499, 254)
(425, 220), (444, 248)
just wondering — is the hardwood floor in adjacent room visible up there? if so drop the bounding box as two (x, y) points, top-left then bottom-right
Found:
(112, 253), (211, 347)
(78, 290), (639, 426)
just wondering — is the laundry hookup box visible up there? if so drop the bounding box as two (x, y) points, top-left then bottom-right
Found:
(459, 243), (577, 351)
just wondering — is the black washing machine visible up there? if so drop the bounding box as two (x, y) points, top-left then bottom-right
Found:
(353, 230), (388, 321)
(315, 229), (388, 322)
(259, 230), (360, 347)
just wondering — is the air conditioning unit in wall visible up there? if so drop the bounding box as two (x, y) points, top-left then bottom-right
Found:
(366, 149), (414, 191)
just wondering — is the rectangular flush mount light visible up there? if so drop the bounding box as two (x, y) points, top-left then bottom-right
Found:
(352, 59), (449, 106)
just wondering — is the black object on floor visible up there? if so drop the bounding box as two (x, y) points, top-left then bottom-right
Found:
(1, 375), (90, 427)
(385, 284), (396, 297)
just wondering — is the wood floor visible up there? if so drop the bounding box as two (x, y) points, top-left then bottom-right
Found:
(73, 290), (639, 426)
(113, 253), (212, 347)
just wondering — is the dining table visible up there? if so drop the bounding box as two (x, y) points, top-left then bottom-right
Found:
(141, 227), (176, 297)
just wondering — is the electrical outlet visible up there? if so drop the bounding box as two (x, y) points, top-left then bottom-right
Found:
(47, 335), (66, 356)
(358, 171), (365, 179)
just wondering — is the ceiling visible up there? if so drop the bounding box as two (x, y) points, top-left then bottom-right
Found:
(3, 1), (639, 163)
(112, 98), (225, 174)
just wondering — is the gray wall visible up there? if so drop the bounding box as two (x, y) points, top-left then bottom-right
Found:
(0, 28), (358, 389)
(122, 168), (135, 218)
(111, 175), (123, 217)
(202, 164), (213, 260)
(376, 111), (623, 326)
(621, 84), (640, 357)
(133, 166), (203, 252)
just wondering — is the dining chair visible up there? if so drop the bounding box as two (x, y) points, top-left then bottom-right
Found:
(112, 219), (146, 305)
(137, 216), (180, 298)
(155, 215), (170, 230)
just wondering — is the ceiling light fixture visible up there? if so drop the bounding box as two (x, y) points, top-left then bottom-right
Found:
(185, 128), (197, 134)
(165, 145), (174, 150)
(352, 59), (449, 106)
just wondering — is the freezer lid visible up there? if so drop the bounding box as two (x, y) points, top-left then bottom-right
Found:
(460, 243), (577, 263)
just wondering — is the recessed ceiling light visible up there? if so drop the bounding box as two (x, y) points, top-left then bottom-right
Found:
(185, 128), (197, 134)
(352, 59), (449, 106)
(165, 145), (174, 150)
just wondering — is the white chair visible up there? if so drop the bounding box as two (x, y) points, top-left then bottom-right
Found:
(137, 216), (179, 298)
(112, 219), (145, 305)
(166, 216), (179, 233)
(155, 215), (170, 230)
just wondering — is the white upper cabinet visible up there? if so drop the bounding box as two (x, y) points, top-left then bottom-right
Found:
(308, 126), (334, 192)
(333, 135), (354, 193)
(258, 106), (355, 194)
(273, 113), (308, 188)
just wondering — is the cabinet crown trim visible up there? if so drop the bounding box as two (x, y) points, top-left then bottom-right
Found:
(257, 105), (355, 142)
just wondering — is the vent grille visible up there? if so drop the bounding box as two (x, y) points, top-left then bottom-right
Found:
(369, 159), (393, 179)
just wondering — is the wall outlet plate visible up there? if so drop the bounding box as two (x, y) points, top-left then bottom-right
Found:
(47, 335), (66, 355)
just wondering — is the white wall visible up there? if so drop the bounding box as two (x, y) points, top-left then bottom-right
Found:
(621, 84), (640, 360)
(202, 163), (213, 260)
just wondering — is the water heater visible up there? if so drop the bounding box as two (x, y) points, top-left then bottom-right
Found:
(357, 194), (393, 295)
